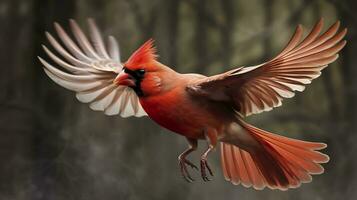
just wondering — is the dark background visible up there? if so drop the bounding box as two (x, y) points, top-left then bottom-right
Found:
(1, 0), (357, 199)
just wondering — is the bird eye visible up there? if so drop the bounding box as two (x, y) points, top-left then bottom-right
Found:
(137, 69), (146, 76)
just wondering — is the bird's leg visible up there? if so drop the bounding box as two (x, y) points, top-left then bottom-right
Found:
(178, 138), (198, 182)
(201, 128), (218, 181)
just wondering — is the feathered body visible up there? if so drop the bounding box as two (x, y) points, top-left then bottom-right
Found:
(140, 72), (234, 139)
(40, 18), (346, 190)
(125, 42), (234, 139)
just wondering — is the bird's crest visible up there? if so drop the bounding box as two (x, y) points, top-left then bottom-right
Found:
(125, 39), (158, 68)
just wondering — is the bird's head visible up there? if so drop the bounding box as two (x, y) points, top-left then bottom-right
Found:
(114, 39), (174, 97)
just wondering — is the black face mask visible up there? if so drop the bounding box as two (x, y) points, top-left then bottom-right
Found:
(123, 67), (146, 96)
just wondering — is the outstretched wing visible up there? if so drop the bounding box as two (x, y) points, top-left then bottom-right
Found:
(39, 19), (146, 117)
(187, 19), (347, 116)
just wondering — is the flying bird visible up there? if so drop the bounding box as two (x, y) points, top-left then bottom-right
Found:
(39, 18), (347, 190)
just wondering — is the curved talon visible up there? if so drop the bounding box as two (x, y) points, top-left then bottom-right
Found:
(179, 158), (197, 182)
(178, 138), (198, 183)
(199, 128), (217, 182)
(200, 158), (214, 181)
(206, 161), (213, 176)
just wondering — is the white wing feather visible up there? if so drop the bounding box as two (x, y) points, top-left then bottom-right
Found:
(39, 19), (147, 117)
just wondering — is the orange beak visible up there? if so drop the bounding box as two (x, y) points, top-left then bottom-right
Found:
(114, 70), (136, 87)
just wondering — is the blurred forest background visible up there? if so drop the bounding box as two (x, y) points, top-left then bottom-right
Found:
(1, 0), (357, 199)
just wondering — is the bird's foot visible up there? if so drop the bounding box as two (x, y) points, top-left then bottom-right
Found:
(179, 158), (198, 182)
(200, 158), (214, 181)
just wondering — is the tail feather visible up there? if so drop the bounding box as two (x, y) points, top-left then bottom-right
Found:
(233, 147), (252, 187)
(247, 123), (329, 162)
(221, 143), (267, 190)
(221, 144), (240, 184)
(239, 148), (265, 189)
(221, 120), (329, 190)
(244, 150), (266, 189)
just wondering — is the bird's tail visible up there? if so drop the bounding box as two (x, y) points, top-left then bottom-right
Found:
(220, 119), (329, 190)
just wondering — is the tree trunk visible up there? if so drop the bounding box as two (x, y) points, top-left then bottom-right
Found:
(0, 0), (38, 197)
(194, 0), (208, 73)
(167, 0), (180, 67)
(220, 0), (235, 68)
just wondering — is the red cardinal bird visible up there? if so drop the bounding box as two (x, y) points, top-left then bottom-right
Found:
(39, 18), (347, 190)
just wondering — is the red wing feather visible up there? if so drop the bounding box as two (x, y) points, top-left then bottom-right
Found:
(188, 19), (347, 116)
